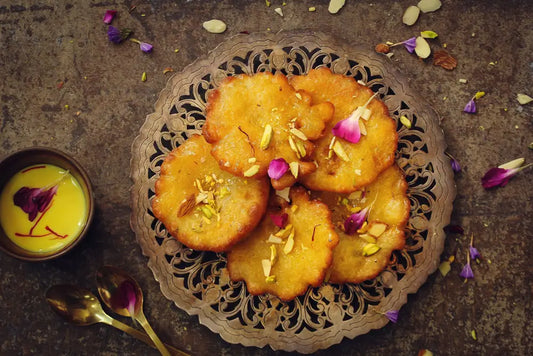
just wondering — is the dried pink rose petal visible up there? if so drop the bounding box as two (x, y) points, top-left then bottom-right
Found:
(103, 10), (117, 24)
(268, 158), (289, 180)
(269, 213), (288, 228)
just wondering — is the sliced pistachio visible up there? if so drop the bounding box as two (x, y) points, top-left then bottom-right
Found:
(362, 107), (372, 120)
(354, 169), (362, 176)
(359, 120), (367, 136)
(267, 234), (283, 244)
(275, 224), (293, 238)
(289, 161), (299, 178)
(288, 135), (298, 156)
(265, 275), (276, 283)
(195, 191), (209, 204)
(295, 92), (302, 100)
(359, 233), (377, 244)
(283, 234), (295, 254)
(243, 164), (260, 177)
(357, 220), (368, 233)
(261, 259), (272, 277)
(290, 128), (308, 141)
(362, 243), (381, 256)
(260, 124), (273, 150)
(270, 245), (277, 264)
(248, 157), (257, 163)
(328, 136), (337, 150)
(296, 140), (307, 158)
(400, 115), (412, 129)
(195, 178), (204, 192)
(367, 222), (389, 237)
(290, 204), (298, 213)
(332, 141), (350, 162)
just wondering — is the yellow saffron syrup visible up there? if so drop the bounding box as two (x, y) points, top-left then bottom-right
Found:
(0, 164), (87, 253)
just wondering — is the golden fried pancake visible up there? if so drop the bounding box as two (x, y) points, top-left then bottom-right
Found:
(152, 134), (269, 252)
(314, 165), (410, 284)
(227, 186), (339, 301)
(202, 72), (334, 190)
(289, 67), (398, 193)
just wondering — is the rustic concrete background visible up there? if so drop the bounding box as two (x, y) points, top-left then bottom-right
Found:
(0, 0), (532, 355)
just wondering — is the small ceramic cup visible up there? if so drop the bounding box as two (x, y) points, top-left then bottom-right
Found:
(0, 147), (94, 261)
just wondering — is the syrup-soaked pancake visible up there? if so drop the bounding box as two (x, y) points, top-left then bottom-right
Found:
(202, 72), (334, 190)
(289, 67), (398, 193)
(152, 134), (269, 252)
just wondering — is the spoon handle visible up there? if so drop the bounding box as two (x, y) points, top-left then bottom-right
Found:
(107, 318), (189, 356)
(135, 311), (172, 356)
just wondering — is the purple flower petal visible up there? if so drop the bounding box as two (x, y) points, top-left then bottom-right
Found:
(459, 262), (474, 279)
(103, 10), (117, 24)
(402, 37), (417, 53)
(385, 310), (399, 323)
(13, 185), (58, 222)
(344, 207), (369, 235)
(481, 167), (515, 189)
(332, 112), (362, 143)
(13, 187), (42, 221)
(469, 246), (481, 260)
(450, 158), (461, 173)
(270, 213), (288, 228)
(111, 280), (137, 316)
(107, 26), (132, 44)
(268, 158), (289, 180)
(463, 99), (476, 113)
(139, 42), (153, 53)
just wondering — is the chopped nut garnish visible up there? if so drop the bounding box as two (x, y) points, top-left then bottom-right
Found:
(400, 116), (412, 129)
(243, 164), (260, 177)
(262, 259), (272, 277)
(367, 222), (389, 237)
(177, 194), (196, 217)
(283, 234), (295, 254)
(362, 243), (381, 256)
(332, 141), (350, 161)
(270, 244), (277, 264)
(265, 275), (276, 283)
(359, 121), (367, 135)
(290, 128), (308, 141)
(288, 135), (298, 155)
(289, 161), (299, 178)
(260, 124), (273, 150)
(267, 234), (283, 244)
(248, 157), (257, 163)
(359, 233), (377, 244)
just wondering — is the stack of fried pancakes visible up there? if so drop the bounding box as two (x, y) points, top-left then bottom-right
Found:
(152, 67), (410, 301)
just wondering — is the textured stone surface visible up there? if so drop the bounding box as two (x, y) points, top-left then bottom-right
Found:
(0, 1), (531, 355)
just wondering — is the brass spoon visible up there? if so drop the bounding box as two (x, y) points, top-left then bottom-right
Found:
(45, 285), (188, 356)
(96, 266), (171, 356)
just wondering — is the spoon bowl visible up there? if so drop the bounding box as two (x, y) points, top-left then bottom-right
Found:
(96, 266), (171, 356)
(45, 284), (187, 356)
(46, 284), (104, 326)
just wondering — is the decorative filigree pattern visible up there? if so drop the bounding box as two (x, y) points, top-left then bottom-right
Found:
(130, 32), (456, 353)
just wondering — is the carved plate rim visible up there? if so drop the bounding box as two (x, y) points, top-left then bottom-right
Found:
(130, 31), (456, 353)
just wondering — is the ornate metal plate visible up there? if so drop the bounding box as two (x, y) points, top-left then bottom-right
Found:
(130, 32), (456, 353)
